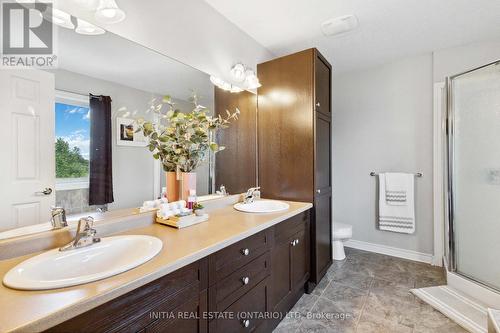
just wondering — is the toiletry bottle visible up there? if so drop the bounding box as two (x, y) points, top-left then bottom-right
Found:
(187, 190), (196, 210)
(161, 187), (167, 199)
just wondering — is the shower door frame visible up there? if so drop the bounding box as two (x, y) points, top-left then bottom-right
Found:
(445, 59), (500, 293)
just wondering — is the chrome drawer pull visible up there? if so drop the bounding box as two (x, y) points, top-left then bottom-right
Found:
(241, 248), (250, 256)
(242, 319), (250, 328)
(295, 238), (299, 245)
(241, 276), (250, 285)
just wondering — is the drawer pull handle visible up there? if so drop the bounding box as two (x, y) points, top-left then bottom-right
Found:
(241, 248), (250, 256)
(242, 319), (250, 328)
(241, 276), (250, 285)
(295, 238), (300, 245)
(291, 239), (297, 246)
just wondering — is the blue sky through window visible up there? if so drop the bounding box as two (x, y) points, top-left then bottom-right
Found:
(55, 102), (90, 159)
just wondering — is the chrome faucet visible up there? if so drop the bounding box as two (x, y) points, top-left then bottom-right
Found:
(243, 187), (261, 204)
(216, 185), (228, 196)
(51, 207), (67, 229)
(59, 216), (100, 252)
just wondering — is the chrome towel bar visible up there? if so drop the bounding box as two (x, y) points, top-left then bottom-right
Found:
(370, 172), (423, 177)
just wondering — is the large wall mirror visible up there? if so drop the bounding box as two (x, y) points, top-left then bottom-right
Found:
(0, 15), (257, 240)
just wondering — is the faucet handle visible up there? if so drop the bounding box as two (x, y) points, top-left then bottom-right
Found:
(51, 206), (67, 229)
(246, 187), (260, 195)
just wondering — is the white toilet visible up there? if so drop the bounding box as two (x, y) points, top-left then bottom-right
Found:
(332, 222), (353, 261)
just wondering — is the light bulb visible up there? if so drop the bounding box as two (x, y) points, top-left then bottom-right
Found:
(230, 63), (246, 82)
(95, 0), (126, 24)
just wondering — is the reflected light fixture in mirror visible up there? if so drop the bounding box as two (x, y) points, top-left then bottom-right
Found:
(95, 0), (126, 24)
(75, 18), (105, 35)
(49, 8), (75, 29)
(210, 75), (243, 93)
(244, 70), (262, 89)
(230, 63), (246, 82)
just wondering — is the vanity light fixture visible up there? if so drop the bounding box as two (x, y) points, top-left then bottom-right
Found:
(230, 86), (244, 93)
(210, 75), (244, 93)
(230, 63), (246, 82)
(75, 18), (105, 35)
(244, 69), (262, 89)
(95, 0), (126, 24)
(49, 8), (75, 29)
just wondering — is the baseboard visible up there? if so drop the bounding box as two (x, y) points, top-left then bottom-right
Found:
(344, 239), (434, 264)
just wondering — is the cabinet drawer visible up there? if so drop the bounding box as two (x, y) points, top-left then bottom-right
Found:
(47, 259), (208, 333)
(274, 211), (309, 243)
(209, 229), (272, 283)
(210, 277), (270, 333)
(211, 252), (270, 311)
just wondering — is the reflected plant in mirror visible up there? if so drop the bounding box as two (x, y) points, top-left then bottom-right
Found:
(138, 92), (239, 201)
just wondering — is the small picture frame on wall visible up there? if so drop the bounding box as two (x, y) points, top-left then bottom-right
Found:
(116, 117), (147, 147)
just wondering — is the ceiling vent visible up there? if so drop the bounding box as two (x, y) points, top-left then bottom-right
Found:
(321, 15), (358, 37)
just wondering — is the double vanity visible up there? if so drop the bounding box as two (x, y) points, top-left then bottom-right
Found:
(0, 197), (312, 332)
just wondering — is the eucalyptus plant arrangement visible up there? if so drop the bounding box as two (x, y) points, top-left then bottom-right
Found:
(137, 92), (239, 173)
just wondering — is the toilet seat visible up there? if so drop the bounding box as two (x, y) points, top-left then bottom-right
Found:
(333, 222), (352, 240)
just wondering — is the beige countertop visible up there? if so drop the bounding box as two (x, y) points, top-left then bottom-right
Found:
(0, 200), (312, 333)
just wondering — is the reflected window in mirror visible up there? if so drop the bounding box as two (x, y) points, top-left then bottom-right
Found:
(54, 91), (94, 215)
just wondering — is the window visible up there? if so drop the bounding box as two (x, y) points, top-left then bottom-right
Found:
(55, 91), (90, 190)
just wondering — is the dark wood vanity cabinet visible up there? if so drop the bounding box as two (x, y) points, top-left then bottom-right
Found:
(46, 211), (310, 333)
(270, 212), (310, 317)
(258, 48), (333, 287)
(46, 259), (209, 333)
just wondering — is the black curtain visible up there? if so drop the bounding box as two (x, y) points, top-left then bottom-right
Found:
(89, 94), (114, 205)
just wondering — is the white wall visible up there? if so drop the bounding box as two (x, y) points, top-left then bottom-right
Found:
(56, 0), (273, 86)
(433, 40), (500, 82)
(332, 54), (434, 255)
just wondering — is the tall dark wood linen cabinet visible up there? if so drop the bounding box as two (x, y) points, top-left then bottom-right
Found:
(257, 48), (332, 288)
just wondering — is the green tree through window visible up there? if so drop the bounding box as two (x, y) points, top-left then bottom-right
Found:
(55, 138), (89, 178)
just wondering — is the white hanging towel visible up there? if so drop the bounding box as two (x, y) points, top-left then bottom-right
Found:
(385, 172), (409, 205)
(378, 173), (415, 234)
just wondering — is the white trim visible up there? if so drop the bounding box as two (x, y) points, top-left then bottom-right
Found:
(55, 178), (89, 191)
(55, 90), (89, 108)
(448, 271), (500, 309)
(344, 239), (434, 264)
(411, 286), (487, 333)
(433, 81), (446, 267)
(152, 112), (161, 199)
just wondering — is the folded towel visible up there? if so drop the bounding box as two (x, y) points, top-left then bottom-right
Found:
(385, 172), (411, 206)
(378, 173), (415, 234)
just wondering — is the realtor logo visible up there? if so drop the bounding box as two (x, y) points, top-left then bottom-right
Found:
(1, 0), (56, 67)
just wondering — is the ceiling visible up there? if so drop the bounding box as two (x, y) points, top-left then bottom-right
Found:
(56, 26), (213, 103)
(204, 0), (500, 72)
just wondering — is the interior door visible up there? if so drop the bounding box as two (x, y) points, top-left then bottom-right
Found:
(0, 69), (55, 231)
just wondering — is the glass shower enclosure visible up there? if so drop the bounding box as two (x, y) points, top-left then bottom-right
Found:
(447, 60), (500, 292)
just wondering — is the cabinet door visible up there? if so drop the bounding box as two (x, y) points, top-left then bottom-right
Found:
(315, 52), (331, 117)
(313, 111), (332, 283)
(270, 237), (292, 312)
(291, 225), (309, 291)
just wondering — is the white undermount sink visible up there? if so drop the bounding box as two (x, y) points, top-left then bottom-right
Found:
(233, 200), (290, 213)
(3, 235), (163, 290)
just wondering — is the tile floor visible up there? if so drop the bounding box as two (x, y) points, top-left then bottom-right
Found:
(274, 247), (467, 333)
